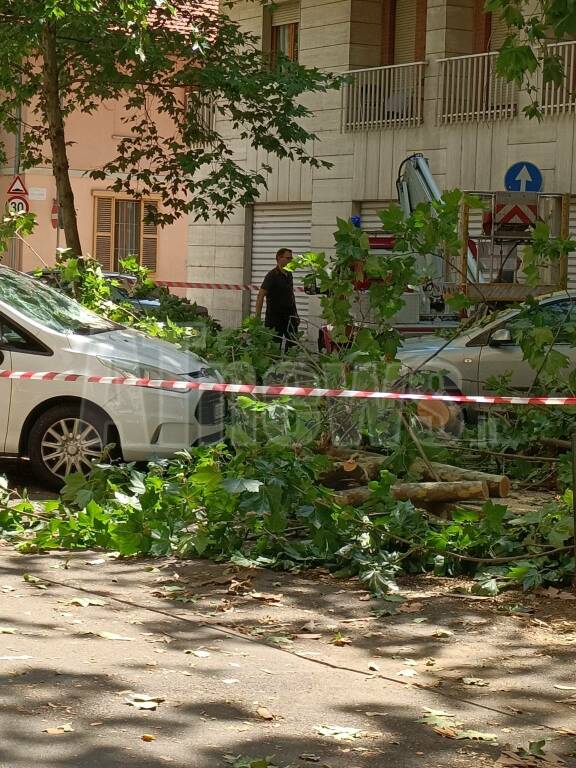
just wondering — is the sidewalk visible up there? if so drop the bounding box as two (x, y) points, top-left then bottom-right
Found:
(0, 547), (575, 768)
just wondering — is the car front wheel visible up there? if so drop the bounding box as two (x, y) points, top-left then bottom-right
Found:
(28, 404), (110, 489)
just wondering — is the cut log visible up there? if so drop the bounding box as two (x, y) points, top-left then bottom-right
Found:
(334, 480), (489, 507)
(319, 454), (389, 489)
(410, 459), (510, 498)
(540, 437), (570, 451)
(392, 480), (489, 503)
(333, 486), (373, 506)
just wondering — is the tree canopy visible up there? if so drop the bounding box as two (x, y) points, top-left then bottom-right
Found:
(488, 0), (576, 116)
(0, 0), (337, 255)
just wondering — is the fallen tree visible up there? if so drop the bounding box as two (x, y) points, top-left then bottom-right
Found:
(334, 480), (489, 506)
(410, 460), (510, 498)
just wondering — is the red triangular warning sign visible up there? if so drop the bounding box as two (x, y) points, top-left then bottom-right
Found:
(7, 175), (27, 196)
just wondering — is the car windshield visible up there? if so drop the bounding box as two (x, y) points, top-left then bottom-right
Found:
(0, 268), (121, 335)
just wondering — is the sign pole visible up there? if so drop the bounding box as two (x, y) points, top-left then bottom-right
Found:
(8, 86), (23, 270)
(56, 193), (60, 251)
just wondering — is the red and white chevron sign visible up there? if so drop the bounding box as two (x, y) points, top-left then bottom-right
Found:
(494, 202), (538, 226)
(0, 369), (574, 407)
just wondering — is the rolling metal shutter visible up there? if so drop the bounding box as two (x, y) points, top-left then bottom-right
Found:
(271, 1), (300, 25)
(394, 0), (417, 64)
(251, 203), (311, 320)
(359, 202), (392, 232)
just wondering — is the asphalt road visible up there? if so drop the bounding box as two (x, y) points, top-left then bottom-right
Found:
(0, 550), (575, 768)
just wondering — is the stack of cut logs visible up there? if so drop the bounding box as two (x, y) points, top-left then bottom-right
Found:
(320, 449), (510, 512)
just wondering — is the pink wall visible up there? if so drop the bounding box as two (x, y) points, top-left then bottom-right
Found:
(1, 95), (188, 289)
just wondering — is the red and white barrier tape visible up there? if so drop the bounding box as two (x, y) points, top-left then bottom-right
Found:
(0, 369), (574, 407)
(155, 280), (306, 293)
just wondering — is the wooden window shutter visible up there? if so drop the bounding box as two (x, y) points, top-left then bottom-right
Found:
(415, 0), (427, 60)
(473, 0), (491, 52)
(393, 0), (418, 64)
(93, 196), (114, 270)
(489, 11), (509, 51)
(381, 0), (396, 65)
(141, 201), (158, 273)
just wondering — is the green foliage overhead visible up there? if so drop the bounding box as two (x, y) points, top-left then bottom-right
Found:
(485, 0), (576, 116)
(0, 0), (338, 251)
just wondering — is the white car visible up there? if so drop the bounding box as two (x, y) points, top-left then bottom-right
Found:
(0, 266), (224, 488)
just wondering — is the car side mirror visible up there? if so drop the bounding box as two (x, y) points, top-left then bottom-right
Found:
(489, 328), (514, 347)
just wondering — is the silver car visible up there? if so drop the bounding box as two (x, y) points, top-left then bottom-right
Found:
(397, 291), (576, 396)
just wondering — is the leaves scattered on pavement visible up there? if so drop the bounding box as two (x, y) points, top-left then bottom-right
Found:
(224, 756), (278, 768)
(418, 709), (497, 742)
(256, 706), (281, 721)
(314, 724), (366, 740)
(93, 631), (135, 641)
(496, 740), (566, 766)
(43, 723), (74, 735)
(22, 573), (48, 589)
(125, 693), (165, 711)
(67, 597), (107, 608)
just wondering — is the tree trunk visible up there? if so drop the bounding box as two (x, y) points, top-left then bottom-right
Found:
(40, 25), (83, 258)
(392, 480), (489, 503)
(410, 459), (510, 498)
(333, 486), (372, 506)
(334, 480), (489, 507)
(540, 437), (570, 451)
(319, 453), (389, 489)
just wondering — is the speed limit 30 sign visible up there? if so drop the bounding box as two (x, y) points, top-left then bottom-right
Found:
(7, 196), (29, 215)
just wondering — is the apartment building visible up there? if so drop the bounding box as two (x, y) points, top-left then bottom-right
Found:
(187, 0), (576, 334)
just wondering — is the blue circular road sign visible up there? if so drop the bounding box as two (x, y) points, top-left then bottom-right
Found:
(504, 161), (543, 193)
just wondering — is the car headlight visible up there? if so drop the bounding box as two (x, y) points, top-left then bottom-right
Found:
(98, 357), (190, 390)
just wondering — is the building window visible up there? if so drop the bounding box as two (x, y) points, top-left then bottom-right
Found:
(473, 0), (509, 53)
(184, 87), (215, 134)
(271, 22), (299, 62)
(93, 195), (159, 273)
(269, 2), (300, 63)
(381, 0), (427, 65)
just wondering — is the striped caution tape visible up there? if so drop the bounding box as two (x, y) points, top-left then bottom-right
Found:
(0, 369), (574, 406)
(155, 280), (307, 293)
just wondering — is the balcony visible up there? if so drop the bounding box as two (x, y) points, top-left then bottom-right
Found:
(540, 41), (576, 115)
(438, 52), (517, 124)
(341, 62), (426, 132)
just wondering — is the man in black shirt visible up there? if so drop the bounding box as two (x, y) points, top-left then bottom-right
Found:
(255, 248), (299, 347)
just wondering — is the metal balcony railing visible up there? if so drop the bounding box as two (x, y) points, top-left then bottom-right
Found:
(438, 52), (517, 124)
(540, 41), (576, 115)
(341, 62), (426, 131)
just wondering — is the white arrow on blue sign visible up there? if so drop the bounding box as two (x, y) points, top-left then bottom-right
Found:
(504, 161), (543, 193)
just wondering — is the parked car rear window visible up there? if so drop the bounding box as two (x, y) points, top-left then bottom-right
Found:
(0, 268), (121, 335)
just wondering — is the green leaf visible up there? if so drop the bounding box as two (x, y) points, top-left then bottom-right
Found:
(446, 293), (472, 311)
(482, 501), (507, 533)
(542, 54), (565, 86)
(472, 578), (499, 596)
(222, 478), (263, 495)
